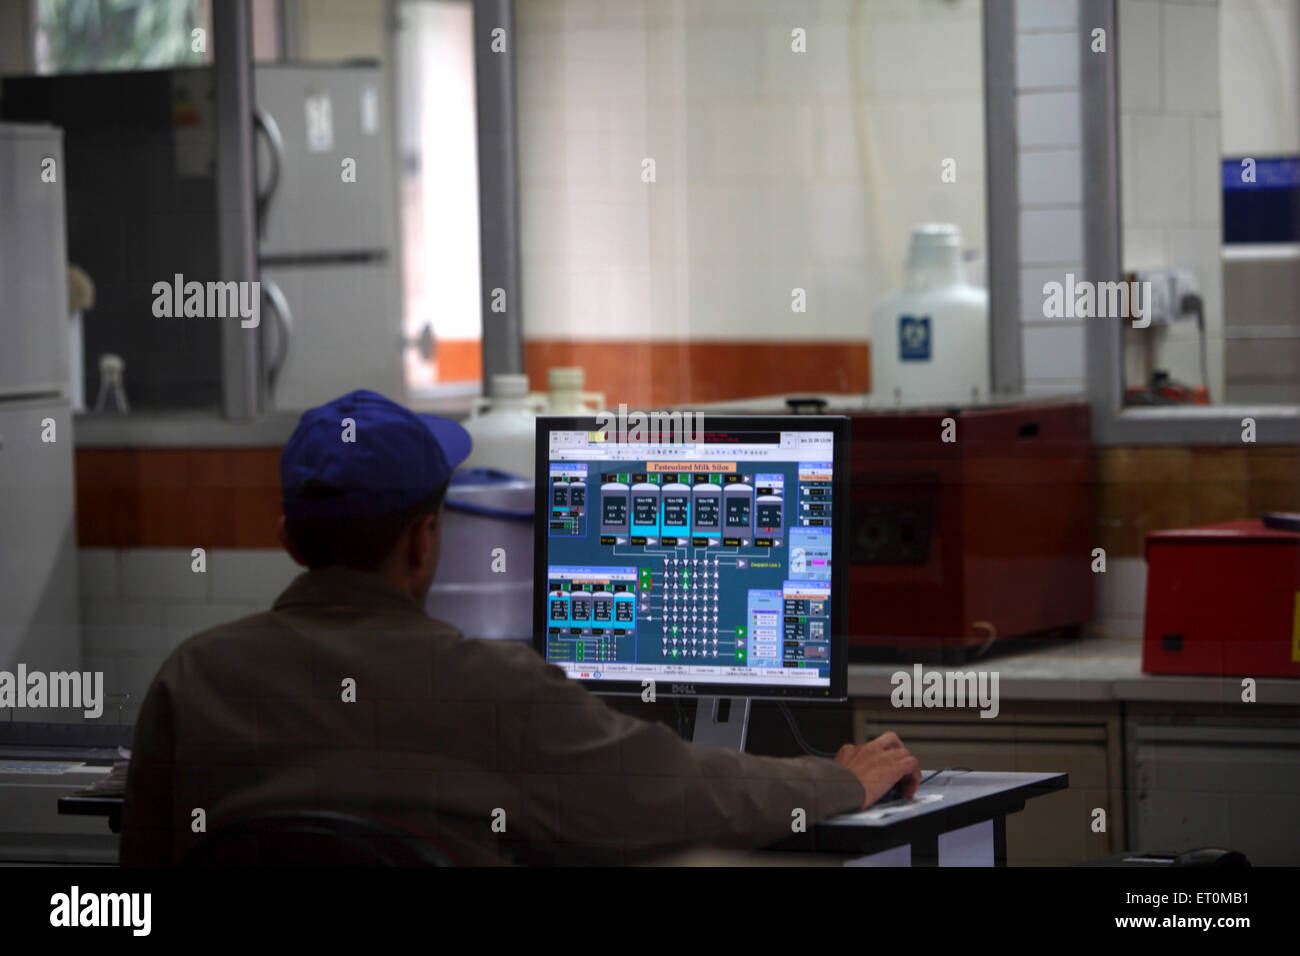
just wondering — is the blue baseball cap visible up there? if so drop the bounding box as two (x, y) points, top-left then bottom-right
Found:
(281, 389), (472, 520)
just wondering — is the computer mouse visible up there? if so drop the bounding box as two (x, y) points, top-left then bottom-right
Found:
(873, 780), (906, 805)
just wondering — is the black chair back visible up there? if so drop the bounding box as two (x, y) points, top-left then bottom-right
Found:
(181, 808), (455, 866)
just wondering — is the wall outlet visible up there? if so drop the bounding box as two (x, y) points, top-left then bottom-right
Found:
(1134, 269), (1200, 325)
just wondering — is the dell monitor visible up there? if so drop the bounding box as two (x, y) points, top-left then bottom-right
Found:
(533, 414), (850, 747)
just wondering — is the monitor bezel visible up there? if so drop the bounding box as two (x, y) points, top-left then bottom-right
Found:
(532, 414), (850, 702)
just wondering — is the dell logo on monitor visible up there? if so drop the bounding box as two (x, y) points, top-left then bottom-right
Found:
(671, 684), (696, 695)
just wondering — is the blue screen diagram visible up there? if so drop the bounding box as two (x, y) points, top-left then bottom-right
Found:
(543, 434), (835, 691)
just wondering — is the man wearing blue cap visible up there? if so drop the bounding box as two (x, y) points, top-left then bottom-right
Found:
(121, 390), (918, 865)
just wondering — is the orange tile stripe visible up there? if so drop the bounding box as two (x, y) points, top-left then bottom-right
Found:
(80, 342), (1287, 555)
(76, 340), (871, 548)
(76, 448), (283, 548)
(433, 338), (482, 382)
(77, 442), (1299, 552)
(524, 339), (872, 408)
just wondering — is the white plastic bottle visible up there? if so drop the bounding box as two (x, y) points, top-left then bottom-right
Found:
(461, 373), (546, 479)
(871, 224), (989, 407)
(545, 366), (605, 415)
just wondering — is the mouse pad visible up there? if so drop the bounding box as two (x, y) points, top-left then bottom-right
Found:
(829, 793), (944, 825)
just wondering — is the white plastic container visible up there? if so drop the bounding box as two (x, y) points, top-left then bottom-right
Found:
(462, 373), (546, 479)
(425, 468), (534, 641)
(545, 366), (604, 415)
(871, 224), (989, 407)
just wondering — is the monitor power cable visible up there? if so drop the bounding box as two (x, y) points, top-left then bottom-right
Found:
(778, 702), (837, 759)
(673, 697), (694, 740)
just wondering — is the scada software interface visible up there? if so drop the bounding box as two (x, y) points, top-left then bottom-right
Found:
(542, 427), (835, 690)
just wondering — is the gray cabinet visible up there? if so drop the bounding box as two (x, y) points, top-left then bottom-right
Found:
(855, 702), (1127, 866)
(1127, 709), (1300, 866)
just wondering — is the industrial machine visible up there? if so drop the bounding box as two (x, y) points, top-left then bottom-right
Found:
(844, 400), (1094, 655)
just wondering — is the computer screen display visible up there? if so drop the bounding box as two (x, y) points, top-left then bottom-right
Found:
(533, 415), (849, 700)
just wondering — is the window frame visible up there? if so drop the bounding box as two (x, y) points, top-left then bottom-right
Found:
(471, 0), (523, 384)
(983, 0), (1300, 445)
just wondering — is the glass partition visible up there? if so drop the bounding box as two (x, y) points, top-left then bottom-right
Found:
(1117, 0), (1300, 408)
(513, 0), (988, 409)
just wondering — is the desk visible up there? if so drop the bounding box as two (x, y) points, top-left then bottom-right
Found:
(55, 774), (1067, 866)
(775, 771), (1068, 865)
(57, 793), (123, 834)
(0, 759), (117, 863)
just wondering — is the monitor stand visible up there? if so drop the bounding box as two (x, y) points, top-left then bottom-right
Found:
(692, 697), (751, 752)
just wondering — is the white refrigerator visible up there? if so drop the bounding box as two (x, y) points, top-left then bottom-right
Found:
(0, 122), (81, 682)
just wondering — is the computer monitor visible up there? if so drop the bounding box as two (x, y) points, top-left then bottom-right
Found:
(533, 414), (849, 702)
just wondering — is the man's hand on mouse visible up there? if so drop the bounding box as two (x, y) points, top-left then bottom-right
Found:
(833, 732), (922, 809)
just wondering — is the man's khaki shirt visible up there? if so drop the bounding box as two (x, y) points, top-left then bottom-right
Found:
(120, 566), (865, 865)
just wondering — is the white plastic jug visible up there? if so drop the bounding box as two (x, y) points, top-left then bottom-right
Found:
(871, 224), (989, 407)
(546, 366), (605, 415)
(462, 373), (545, 479)
(425, 468), (534, 641)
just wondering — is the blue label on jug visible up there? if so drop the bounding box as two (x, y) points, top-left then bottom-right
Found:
(899, 315), (931, 361)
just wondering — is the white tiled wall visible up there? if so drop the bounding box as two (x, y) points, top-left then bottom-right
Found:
(1118, 0), (1224, 398)
(77, 548), (301, 722)
(1018, 149), (1083, 206)
(1220, 0), (1300, 155)
(1014, 0), (1086, 395)
(1020, 208), (1085, 265)
(1016, 0), (1079, 32)
(515, 0), (988, 352)
(1016, 31), (1081, 90)
(1093, 557), (1149, 641)
(1023, 324), (1086, 380)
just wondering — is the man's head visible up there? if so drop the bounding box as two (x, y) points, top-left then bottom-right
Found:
(277, 390), (472, 601)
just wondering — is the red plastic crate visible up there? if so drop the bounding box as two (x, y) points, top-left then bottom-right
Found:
(1143, 519), (1300, 677)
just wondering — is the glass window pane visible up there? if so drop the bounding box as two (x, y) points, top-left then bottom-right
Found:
(515, 0), (988, 410)
(34, 0), (212, 74)
(1118, 0), (1300, 407)
(396, 0), (482, 397)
